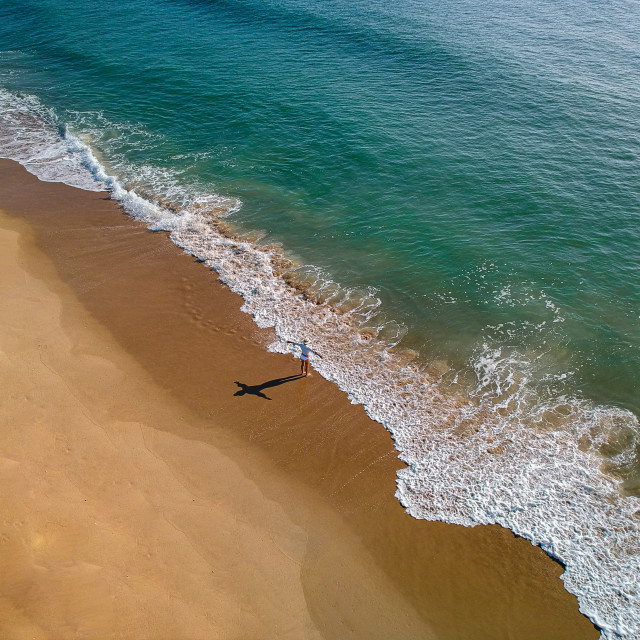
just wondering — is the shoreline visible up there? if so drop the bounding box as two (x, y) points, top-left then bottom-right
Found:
(0, 159), (598, 639)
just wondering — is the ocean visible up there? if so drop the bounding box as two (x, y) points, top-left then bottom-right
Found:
(1, 0), (639, 636)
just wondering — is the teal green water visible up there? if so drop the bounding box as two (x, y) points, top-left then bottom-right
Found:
(2, 0), (640, 634)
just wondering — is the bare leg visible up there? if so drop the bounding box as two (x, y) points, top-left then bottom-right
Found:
(302, 359), (309, 376)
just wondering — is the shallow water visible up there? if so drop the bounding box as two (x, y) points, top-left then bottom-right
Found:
(1, 0), (640, 636)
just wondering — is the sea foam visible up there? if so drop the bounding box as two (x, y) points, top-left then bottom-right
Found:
(1, 88), (639, 640)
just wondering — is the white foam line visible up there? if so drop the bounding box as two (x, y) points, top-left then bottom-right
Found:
(0, 90), (106, 191)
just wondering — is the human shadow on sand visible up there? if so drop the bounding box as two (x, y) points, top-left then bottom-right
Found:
(233, 374), (303, 400)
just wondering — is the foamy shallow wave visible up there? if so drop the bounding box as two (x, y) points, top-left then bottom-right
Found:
(1, 89), (639, 640)
(0, 89), (106, 191)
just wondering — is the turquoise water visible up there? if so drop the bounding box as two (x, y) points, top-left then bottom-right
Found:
(1, 0), (640, 636)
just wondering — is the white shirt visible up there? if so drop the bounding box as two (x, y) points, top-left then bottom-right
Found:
(293, 343), (314, 360)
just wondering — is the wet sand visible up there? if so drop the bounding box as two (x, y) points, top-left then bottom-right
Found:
(0, 159), (598, 639)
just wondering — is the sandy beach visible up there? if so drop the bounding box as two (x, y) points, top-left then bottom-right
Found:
(0, 159), (598, 639)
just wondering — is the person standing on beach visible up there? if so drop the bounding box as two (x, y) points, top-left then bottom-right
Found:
(287, 338), (322, 377)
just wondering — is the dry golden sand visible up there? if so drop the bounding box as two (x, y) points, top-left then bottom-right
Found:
(0, 159), (598, 639)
